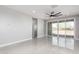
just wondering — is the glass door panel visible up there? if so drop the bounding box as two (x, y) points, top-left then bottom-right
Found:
(59, 36), (65, 48)
(65, 21), (74, 36)
(52, 23), (58, 35)
(52, 36), (58, 45)
(48, 22), (52, 35)
(65, 20), (74, 49)
(59, 21), (65, 36)
(52, 22), (58, 45)
(59, 21), (65, 48)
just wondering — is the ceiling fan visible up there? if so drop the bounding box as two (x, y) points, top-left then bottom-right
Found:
(46, 11), (62, 17)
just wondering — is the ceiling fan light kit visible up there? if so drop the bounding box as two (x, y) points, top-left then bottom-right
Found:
(46, 11), (63, 17)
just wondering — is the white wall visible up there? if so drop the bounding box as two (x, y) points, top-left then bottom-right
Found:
(0, 6), (32, 45)
(74, 16), (79, 40)
(37, 19), (44, 38)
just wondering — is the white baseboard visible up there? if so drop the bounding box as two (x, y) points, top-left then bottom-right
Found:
(0, 38), (32, 48)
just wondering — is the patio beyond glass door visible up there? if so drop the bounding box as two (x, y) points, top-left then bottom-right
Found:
(59, 21), (65, 36)
(51, 20), (74, 37)
(65, 20), (74, 37)
(52, 22), (58, 36)
(51, 19), (74, 48)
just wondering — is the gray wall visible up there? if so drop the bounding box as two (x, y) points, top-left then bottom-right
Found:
(37, 19), (44, 38)
(0, 6), (33, 45)
(0, 6), (45, 45)
(74, 16), (79, 40)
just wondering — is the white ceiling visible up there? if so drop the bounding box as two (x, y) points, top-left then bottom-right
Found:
(5, 5), (79, 20)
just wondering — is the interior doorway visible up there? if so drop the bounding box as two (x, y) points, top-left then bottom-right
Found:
(32, 18), (38, 39)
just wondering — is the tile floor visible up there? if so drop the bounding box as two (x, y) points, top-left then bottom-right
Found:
(0, 36), (79, 54)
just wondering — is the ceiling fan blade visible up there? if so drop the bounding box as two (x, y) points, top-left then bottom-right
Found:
(54, 14), (63, 17)
(54, 12), (61, 15)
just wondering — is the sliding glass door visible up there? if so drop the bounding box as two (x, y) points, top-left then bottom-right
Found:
(48, 19), (74, 49)
(52, 22), (58, 45)
(51, 19), (74, 37)
(58, 21), (66, 47)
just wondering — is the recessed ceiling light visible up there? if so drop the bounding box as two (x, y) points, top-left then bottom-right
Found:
(32, 10), (36, 13)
